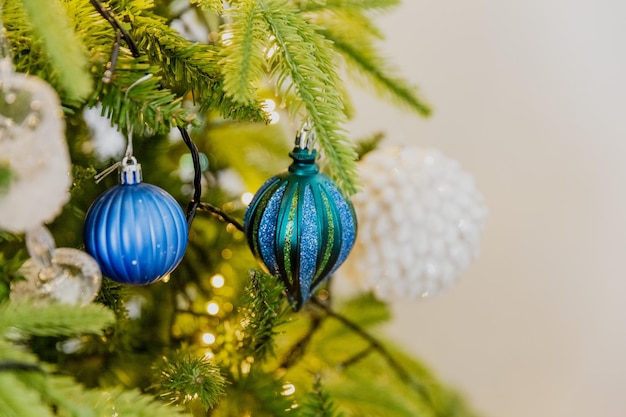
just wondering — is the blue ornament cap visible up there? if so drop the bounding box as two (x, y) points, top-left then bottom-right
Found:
(83, 158), (188, 285)
(244, 147), (357, 309)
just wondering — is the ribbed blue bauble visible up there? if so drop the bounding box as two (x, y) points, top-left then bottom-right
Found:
(244, 146), (357, 309)
(83, 158), (188, 285)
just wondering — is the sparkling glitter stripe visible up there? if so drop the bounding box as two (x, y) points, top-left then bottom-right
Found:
(257, 182), (286, 276)
(245, 177), (281, 261)
(326, 183), (357, 276)
(298, 185), (318, 303)
(313, 186), (335, 284)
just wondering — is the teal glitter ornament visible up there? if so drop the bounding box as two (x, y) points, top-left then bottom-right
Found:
(244, 125), (357, 309)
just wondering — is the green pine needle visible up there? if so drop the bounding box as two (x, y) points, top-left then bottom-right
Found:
(131, 15), (268, 122)
(95, 64), (194, 136)
(190, 0), (225, 13)
(298, 0), (401, 12)
(18, 0), (92, 102)
(261, 0), (359, 195)
(354, 131), (385, 159)
(238, 270), (290, 362)
(0, 301), (115, 338)
(316, 15), (431, 116)
(299, 377), (345, 417)
(220, 1), (268, 105)
(155, 353), (228, 410)
(0, 373), (54, 417)
(95, 387), (190, 417)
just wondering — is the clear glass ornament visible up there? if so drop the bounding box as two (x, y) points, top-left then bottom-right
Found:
(11, 226), (102, 305)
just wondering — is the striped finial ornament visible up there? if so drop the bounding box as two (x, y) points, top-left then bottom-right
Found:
(244, 140), (357, 309)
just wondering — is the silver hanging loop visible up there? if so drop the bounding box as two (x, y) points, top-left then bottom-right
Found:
(295, 119), (316, 150)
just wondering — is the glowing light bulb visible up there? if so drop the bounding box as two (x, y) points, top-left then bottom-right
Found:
(241, 361), (251, 375)
(211, 274), (225, 288)
(221, 31), (233, 45)
(281, 383), (296, 396)
(241, 192), (254, 205)
(204, 350), (214, 360)
(268, 111), (280, 125)
(265, 44), (279, 59)
(202, 332), (216, 345)
(206, 302), (219, 315)
(161, 274), (171, 283)
(262, 99), (276, 112)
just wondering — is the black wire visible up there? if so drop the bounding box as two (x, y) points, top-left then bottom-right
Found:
(178, 127), (203, 228)
(0, 361), (44, 373)
(90, 0), (140, 57)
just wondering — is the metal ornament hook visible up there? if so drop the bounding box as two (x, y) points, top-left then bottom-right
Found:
(295, 119), (316, 150)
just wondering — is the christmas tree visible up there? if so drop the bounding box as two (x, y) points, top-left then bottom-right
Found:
(0, 1), (482, 416)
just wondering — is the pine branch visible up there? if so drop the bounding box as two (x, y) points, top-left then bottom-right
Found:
(197, 202), (245, 232)
(190, 0), (225, 13)
(154, 353), (227, 410)
(354, 131), (385, 159)
(306, 7), (386, 39)
(0, 301), (115, 338)
(238, 270), (290, 362)
(260, 0), (359, 195)
(0, 340), (40, 368)
(317, 20), (431, 116)
(217, 370), (295, 416)
(219, 1), (268, 105)
(0, 373), (54, 417)
(310, 296), (424, 395)
(130, 14), (268, 122)
(95, 66), (194, 136)
(278, 314), (324, 369)
(18, 0), (92, 101)
(297, 0), (401, 12)
(299, 376), (345, 417)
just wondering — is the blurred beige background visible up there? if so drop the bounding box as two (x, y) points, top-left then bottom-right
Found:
(346, 1), (626, 416)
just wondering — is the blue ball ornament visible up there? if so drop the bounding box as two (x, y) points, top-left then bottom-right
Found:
(83, 158), (188, 285)
(244, 145), (357, 309)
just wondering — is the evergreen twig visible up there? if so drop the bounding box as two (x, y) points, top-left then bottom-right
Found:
(298, 0), (401, 11)
(154, 353), (227, 410)
(277, 314), (324, 370)
(338, 345), (375, 369)
(89, 0), (140, 57)
(197, 202), (245, 232)
(261, 0), (359, 195)
(310, 296), (428, 396)
(239, 270), (290, 362)
(299, 375), (345, 417)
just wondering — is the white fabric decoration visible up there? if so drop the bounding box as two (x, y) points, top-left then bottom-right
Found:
(0, 62), (71, 233)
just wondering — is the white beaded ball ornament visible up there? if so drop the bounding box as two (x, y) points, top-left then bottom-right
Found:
(344, 146), (487, 301)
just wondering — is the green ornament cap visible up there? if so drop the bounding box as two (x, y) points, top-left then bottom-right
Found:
(288, 147), (319, 176)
